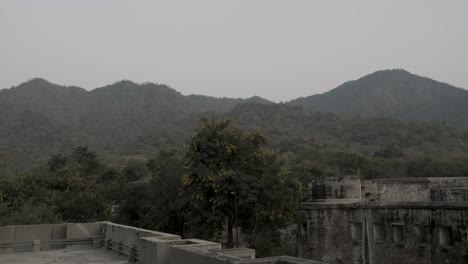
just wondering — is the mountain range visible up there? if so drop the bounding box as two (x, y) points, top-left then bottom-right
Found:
(1, 69), (468, 177)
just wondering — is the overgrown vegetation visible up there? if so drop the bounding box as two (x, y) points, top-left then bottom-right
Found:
(0, 118), (301, 256)
(2, 71), (468, 179)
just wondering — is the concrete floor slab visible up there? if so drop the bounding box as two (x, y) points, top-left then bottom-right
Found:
(0, 247), (128, 264)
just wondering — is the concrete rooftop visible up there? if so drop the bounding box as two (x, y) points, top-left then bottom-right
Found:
(0, 222), (327, 264)
(0, 247), (127, 264)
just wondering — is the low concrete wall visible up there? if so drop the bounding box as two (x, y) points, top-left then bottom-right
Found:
(0, 222), (327, 264)
(0, 223), (101, 252)
(101, 221), (180, 259)
(213, 248), (256, 259)
(98, 222), (326, 264)
(142, 238), (223, 264)
(169, 246), (242, 264)
(12, 223), (66, 252)
(0, 226), (14, 253)
(66, 223), (102, 239)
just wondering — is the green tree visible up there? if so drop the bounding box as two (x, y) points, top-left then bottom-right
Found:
(181, 118), (302, 250)
(47, 154), (69, 172)
(71, 146), (101, 174)
(0, 148), (111, 225)
(139, 150), (185, 234)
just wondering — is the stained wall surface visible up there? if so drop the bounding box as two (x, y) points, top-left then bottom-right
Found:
(298, 203), (468, 264)
(298, 176), (468, 264)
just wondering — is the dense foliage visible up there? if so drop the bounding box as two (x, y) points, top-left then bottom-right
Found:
(180, 118), (301, 251)
(2, 70), (468, 179)
(0, 119), (301, 256)
(0, 147), (113, 225)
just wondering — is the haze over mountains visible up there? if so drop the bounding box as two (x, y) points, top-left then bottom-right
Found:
(1, 69), (468, 176)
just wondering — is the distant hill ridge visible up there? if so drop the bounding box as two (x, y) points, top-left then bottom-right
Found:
(1, 70), (468, 175)
(289, 69), (468, 126)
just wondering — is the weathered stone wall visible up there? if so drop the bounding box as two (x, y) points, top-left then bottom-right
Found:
(362, 180), (431, 202)
(431, 188), (468, 202)
(297, 205), (364, 264)
(362, 177), (468, 202)
(298, 203), (468, 264)
(308, 176), (361, 200)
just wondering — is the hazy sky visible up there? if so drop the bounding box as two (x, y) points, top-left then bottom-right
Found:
(1, 1), (467, 101)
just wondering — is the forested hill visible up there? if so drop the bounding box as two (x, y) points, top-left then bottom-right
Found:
(1, 74), (468, 179)
(0, 78), (271, 175)
(289, 69), (468, 127)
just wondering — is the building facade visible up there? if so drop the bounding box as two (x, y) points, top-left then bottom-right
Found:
(298, 176), (468, 264)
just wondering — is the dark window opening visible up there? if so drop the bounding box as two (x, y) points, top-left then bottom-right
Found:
(301, 223), (308, 237)
(373, 224), (385, 243)
(415, 225), (430, 244)
(351, 223), (363, 241)
(439, 226), (453, 247)
(392, 224), (404, 243)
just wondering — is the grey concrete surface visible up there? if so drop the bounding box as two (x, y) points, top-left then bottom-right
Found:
(0, 247), (127, 264)
(0, 222), (327, 264)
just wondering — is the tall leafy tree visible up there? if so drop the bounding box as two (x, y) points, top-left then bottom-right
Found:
(139, 150), (185, 234)
(181, 118), (302, 249)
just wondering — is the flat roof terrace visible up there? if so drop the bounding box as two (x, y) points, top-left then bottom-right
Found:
(0, 247), (127, 264)
(0, 222), (327, 264)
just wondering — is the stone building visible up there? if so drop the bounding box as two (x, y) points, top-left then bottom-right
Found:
(297, 176), (468, 264)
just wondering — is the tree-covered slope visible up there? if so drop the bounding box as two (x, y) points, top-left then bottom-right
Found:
(1, 74), (468, 179)
(289, 69), (468, 127)
(0, 79), (271, 174)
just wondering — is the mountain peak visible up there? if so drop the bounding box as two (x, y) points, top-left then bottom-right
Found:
(373, 68), (411, 75)
(289, 69), (468, 126)
(358, 68), (415, 83)
(7, 78), (87, 96)
(20, 78), (54, 87)
(245, 96), (273, 104)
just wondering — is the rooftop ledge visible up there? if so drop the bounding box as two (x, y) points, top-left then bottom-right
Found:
(300, 201), (468, 210)
(0, 222), (327, 264)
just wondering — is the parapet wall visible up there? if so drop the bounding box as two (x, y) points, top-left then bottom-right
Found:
(0, 223), (101, 253)
(101, 222), (326, 264)
(362, 177), (468, 202)
(0, 222), (326, 264)
(307, 176), (361, 200)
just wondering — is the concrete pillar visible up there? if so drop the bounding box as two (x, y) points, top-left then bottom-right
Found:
(106, 239), (112, 251)
(117, 241), (122, 255)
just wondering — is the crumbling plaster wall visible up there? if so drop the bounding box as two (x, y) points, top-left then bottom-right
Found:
(298, 206), (363, 264)
(298, 205), (468, 264)
(369, 207), (468, 264)
(309, 176), (361, 200)
(362, 177), (468, 202)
